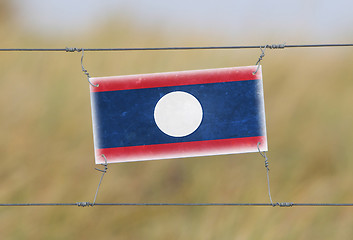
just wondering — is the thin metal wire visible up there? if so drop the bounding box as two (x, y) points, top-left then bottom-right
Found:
(253, 45), (267, 75)
(0, 203), (78, 206)
(0, 43), (353, 52)
(257, 142), (274, 205)
(1, 202), (353, 207)
(80, 49), (99, 87)
(292, 203), (353, 206)
(92, 154), (108, 206)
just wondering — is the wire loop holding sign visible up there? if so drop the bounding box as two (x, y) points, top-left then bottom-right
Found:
(257, 142), (274, 206)
(253, 45), (267, 75)
(252, 43), (285, 75)
(80, 49), (99, 87)
(92, 154), (109, 206)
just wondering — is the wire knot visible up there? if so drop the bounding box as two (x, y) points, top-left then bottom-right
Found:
(274, 202), (294, 207)
(65, 47), (82, 52)
(266, 44), (286, 49)
(257, 142), (270, 171)
(256, 47), (266, 65)
(76, 202), (93, 207)
(253, 43), (286, 75)
(264, 159), (269, 169)
(95, 154), (108, 173)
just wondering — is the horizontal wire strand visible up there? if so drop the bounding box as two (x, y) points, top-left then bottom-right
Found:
(0, 43), (353, 52)
(1, 202), (353, 207)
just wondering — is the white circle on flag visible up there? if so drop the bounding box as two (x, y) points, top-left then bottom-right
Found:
(154, 91), (203, 137)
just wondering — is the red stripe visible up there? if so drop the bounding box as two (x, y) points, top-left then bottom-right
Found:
(90, 66), (261, 92)
(95, 136), (267, 163)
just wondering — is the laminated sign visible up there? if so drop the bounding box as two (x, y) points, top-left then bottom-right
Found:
(90, 66), (267, 164)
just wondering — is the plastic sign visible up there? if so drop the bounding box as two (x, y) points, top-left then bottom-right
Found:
(90, 66), (267, 164)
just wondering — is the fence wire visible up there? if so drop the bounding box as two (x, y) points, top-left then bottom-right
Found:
(0, 43), (352, 52)
(1, 202), (353, 207)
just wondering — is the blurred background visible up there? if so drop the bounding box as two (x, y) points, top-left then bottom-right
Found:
(1, 0), (353, 239)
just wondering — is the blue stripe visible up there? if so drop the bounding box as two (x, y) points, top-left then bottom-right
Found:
(91, 80), (266, 149)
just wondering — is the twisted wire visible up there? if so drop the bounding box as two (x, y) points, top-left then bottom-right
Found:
(80, 49), (99, 87)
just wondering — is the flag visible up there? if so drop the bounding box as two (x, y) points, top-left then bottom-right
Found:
(90, 66), (267, 164)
